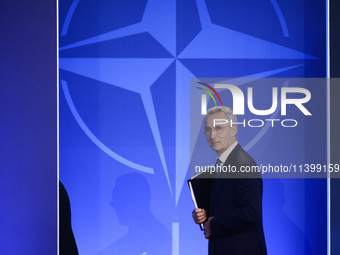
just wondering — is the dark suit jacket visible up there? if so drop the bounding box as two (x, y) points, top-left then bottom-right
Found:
(208, 144), (267, 255)
(59, 181), (79, 255)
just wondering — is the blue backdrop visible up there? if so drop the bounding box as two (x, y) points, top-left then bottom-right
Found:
(0, 0), (57, 254)
(59, 0), (327, 254)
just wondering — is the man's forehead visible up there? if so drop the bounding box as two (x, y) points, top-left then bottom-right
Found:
(205, 122), (228, 127)
(205, 116), (229, 127)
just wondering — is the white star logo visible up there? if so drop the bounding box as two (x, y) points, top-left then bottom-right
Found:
(59, 0), (315, 204)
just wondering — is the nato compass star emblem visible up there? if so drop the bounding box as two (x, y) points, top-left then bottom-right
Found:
(59, 0), (316, 205)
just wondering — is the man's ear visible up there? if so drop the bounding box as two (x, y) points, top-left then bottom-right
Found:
(232, 125), (238, 137)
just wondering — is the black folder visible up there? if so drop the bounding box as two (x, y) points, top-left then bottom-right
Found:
(187, 171), (212, 230)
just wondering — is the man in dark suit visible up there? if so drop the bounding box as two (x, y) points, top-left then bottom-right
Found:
(59, 181), (79, 255)
(192, 106), (267, 255)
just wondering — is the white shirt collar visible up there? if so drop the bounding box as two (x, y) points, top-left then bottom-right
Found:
(217, 141), (238, 165)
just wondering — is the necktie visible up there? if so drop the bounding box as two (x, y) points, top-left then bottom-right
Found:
(215, 158), (222, 168)
(215, 158), (222, 178)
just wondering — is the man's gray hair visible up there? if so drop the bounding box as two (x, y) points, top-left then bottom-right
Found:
(205, 106), (237, 123)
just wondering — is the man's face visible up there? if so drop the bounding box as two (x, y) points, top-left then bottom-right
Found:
(205, 111), (237, 157)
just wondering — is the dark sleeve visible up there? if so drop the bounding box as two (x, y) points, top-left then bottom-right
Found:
(59, 181), (79, 255)
(210, 177), (263, 237)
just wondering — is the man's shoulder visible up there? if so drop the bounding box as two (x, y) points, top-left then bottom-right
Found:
(226, 145), (262, 179)
(230, 144), (257, 167)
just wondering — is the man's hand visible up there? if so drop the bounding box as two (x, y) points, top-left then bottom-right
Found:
(192, 208), (207, 224)
(204, 216), (215, 239)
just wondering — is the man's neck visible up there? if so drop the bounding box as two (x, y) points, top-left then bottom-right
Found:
(217, 141), (238, 162)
